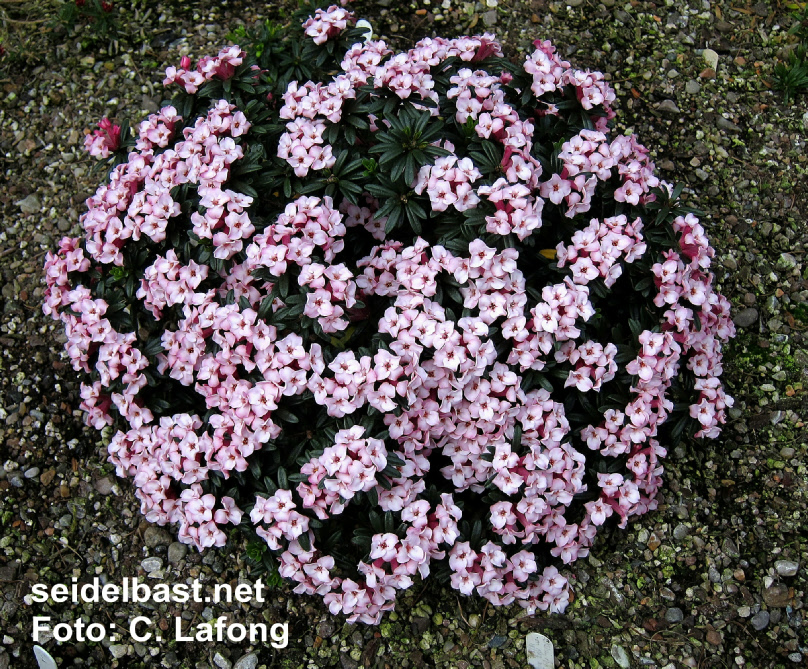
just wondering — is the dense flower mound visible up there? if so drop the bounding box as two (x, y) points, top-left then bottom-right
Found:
(43, 1), (734, 624)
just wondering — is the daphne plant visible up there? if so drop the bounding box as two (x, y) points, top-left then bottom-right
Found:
(44, 0), (734, 624)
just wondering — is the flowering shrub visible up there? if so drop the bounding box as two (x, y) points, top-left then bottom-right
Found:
(44, 1), (735, 624)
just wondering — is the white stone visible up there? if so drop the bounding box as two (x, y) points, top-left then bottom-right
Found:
(213, 653), (232, 669)
(703, 48), (719, 70)
(33, 646), (58, 669)
(611, 645), (631, 669)
(526, 633), (554, 669)
(15, 195), (41, 214)
(109, 645), (128, 659)
(775, 560), (799, 577)
(141, 557), (162, 573)
(355, 20), (373, 43)
(233, 653), (259, 669)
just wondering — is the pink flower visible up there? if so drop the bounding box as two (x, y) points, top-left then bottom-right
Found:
(84, 118), (122, 158)
(540, 173), (572, 205)
(370, 533), (399, 562)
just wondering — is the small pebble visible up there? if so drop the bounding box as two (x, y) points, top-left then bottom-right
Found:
(665, 607), (683, 623)
(763, 584), (791, 608)
(95, 477), (115, 495)
(233, 653), (258, 669)
(24, 467), (40, 479)
(611, 645), (630, 669)
(141, 557), (163, 573)
(109, 645), (128, 659)
(750, 610), (770, 631)
(775, 560), (798, 577)
(702, 48), (719, 70)
(657, 99), (680, 114)
(168, 542), (188, 564)
(673, 524), (689, 541)
(717, 116), (741, 132)
(213, 652), (232, 669)
(15, 194), (41, 214)
(706, 630), (722, 645)
(144, 526), (172, 548)
(685, 80), (701, 95)
(722, 537), (740, 558)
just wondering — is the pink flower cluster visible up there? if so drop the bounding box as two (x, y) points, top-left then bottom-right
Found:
(577, 211), (734, 526)
(278, 91), (339, 177)
(556, 214), (647, 287)
(371, 34), (501, 107)
(300, 263), (357, 333)
(296, 426), (387, 516)
(252, 489), (310, 548)
(525, 39), (616, 132)
(163, 46), (245, 93)
(277, 71), (363, 178)
(136, 250), (209, 319)
(43, 99), (261, 550)
(43, 236), (90, 318)
(135, 105), (183, 154)
(84, 117), (121, 158)
(193, 184), (254, 260)
(71, 101), (250, 267)
(447, 68), (505, 124)
(340, 196), (388, 241)
(541, 130), (660, 219)
(341, 40), (392, 85)
(373, 52), (438, 105)
(448, 543), (570, 612)
(555, 340), (618, 392)
(276, 492), (463, 623)
(477, 178), (544, 240)
(655, 213), (735, 437)
(108, 413), (242, 550)
(530, 279), (595, 342)
(413, 149), (481, 212)
(302, 4), (352, 45)
(245, 195), (347, 280)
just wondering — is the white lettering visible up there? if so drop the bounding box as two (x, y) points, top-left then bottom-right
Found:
(131, 617), (153, 642)
(33, 617), (51, 642)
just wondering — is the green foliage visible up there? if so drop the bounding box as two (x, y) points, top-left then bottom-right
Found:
(773, 52), (808, 103)
(773, 4), (808, 103)
(54, 0), (120, 42)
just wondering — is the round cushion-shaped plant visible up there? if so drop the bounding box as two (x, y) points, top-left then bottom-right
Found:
(44, 1), (734, 624)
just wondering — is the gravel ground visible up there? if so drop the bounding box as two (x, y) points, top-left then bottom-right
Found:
(0, 0), (806, 668)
